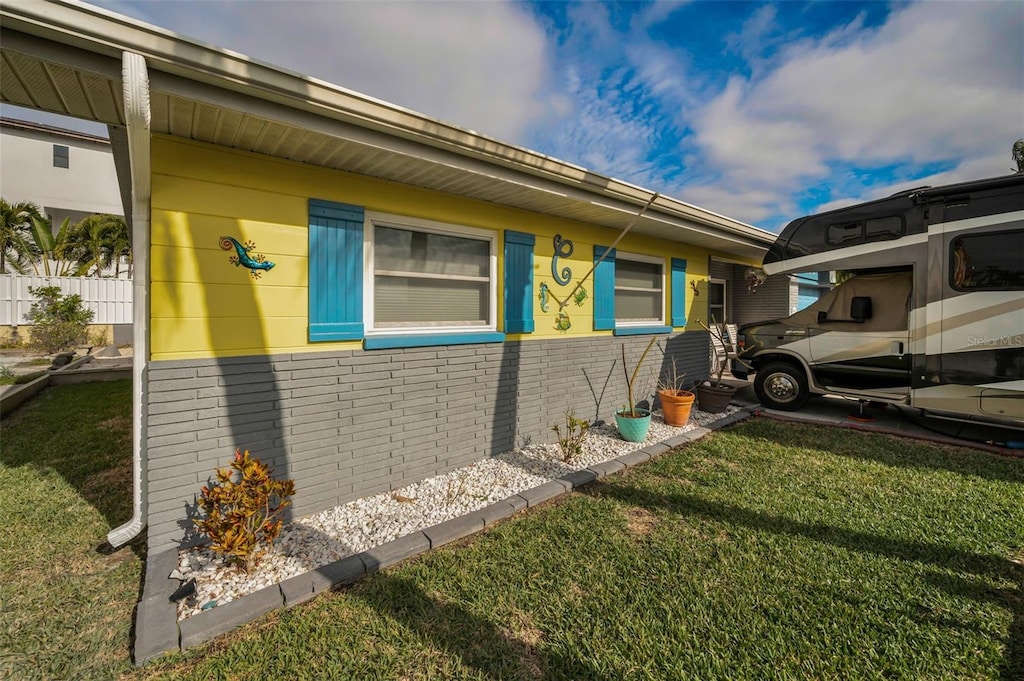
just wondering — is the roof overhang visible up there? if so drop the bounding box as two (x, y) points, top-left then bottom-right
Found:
(1, 0), (774, 260)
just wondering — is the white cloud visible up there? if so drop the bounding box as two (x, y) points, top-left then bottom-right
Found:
(96, 0), (551, 141)
(529, 2), (676, 187)
(723, 4), (781, 69)
(812, 151), (1013, 214)
(680, 182), (793, 226)
(84, 1), (1022, 234)
(691, 1), (1024, 224)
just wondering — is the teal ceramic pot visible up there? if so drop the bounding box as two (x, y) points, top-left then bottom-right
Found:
(615, 408), (652, 442)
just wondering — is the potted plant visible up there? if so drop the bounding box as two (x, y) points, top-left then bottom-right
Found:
(696, 317), (737, 413)
(615, 336), (657, 442)
(657, 356), (694, 427)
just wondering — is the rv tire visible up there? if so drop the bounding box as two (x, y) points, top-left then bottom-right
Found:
(754, 362), (810, 411)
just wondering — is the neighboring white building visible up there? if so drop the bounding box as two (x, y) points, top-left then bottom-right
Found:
(0, 117), (123, 227)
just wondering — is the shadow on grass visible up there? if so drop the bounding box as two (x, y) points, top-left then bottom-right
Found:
(353, 573), (613, 681)
(739, 417), (1024, 484)
(921, 571), (1024, 681)
(595, 482), (1024, 680)
(0, 380), (139, 547)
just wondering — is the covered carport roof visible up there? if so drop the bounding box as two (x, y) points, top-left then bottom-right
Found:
(1, 0), (774, 260)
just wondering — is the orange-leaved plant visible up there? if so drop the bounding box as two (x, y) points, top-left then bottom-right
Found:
(195, 449), (296, 572)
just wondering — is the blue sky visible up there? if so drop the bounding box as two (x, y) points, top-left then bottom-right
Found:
(6, 1), (1021, 232)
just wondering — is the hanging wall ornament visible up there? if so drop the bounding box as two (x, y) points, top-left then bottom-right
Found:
(551, 234), (574, 286)
(220, 236), (275, 279)
(744, 267), (767, 293)
(539, 281), (551, 312)
(573, 286), (588, 307)
(554, 311), (572, 333)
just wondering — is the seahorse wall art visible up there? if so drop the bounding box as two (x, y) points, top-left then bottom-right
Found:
(219, 236), (275, 279)
(539, 282), (551, 313)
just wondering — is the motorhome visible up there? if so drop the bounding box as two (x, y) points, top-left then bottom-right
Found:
(733, 174), (1024, 428)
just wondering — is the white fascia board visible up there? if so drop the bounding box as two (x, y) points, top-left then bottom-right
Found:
(2, 0), (774, 250)
(149, 69), (771, 257)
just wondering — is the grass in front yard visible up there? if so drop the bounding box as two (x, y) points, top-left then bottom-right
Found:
(137, 419), (1023, 680)
(2, 383), (1022, 680)
(0, 380), (142, 680)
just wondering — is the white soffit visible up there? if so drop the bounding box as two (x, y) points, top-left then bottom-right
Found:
(0, 0), (774, 260)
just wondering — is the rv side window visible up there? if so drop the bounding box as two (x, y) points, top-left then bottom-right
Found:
(950, 230), (1024, 291)
(865, 216), (903, 240)
(827, 222), (861, 246)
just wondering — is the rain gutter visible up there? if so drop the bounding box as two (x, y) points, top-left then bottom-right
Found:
(2, 0), (773, 248)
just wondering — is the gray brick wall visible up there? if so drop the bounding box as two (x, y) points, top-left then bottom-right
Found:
(145, 333), (710, 550)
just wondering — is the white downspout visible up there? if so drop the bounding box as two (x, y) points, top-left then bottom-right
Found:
(108, 51), (151, 548)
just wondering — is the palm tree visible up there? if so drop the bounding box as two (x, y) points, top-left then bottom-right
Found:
(106, 217), (132, 277)
(0, 198), (42, 274)
(27, 214), (74, 276)
(59, 214), (124, 277)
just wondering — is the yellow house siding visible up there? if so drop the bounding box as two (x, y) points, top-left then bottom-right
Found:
(150, 136), (751, 361)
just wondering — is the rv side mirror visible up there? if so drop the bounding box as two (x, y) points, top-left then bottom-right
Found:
(817, 310), (828, 324)
(851, 296), (872, 322)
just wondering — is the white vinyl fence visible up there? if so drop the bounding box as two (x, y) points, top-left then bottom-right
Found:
(0, 274), (133, 326)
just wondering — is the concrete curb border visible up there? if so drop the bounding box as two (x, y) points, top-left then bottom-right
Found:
(753, 408), (1024, 458)
(0, 372), (50, 417)
(134, 407), (756, 665)
(0, 355), (133, 416)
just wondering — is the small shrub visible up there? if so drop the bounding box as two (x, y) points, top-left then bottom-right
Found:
(24, 285), (94, 355)
(552, 411), (590, 463)
(0, 366), (14, 385)
(195, 449), (296, 572)
(443, 472), (469, 507)
(88, 327), (110, 347)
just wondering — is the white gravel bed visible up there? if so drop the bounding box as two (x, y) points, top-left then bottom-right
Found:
(174, 406), (738, 619)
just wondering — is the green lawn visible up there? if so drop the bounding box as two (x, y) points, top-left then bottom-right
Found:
(0, 380), (142, 680)
(2, 381), (1022, 680)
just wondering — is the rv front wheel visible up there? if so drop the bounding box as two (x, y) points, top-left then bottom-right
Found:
(754, 362), (810, 411)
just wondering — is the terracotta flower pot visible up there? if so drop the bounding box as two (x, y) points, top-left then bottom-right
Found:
(696, 382), (737, 413)
(658, 389), (695, 427)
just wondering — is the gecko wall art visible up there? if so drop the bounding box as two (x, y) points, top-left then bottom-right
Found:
(220, 236), (275, 279)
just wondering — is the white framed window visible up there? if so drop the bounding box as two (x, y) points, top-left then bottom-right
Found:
(709, 278), (727, 323)
(363, 212), (498, 335)
(614, 252), (665, 326)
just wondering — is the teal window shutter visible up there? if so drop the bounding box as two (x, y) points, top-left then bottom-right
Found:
(503, 230), (535, 333)
(671, 258), (687, 326)
(593, 245), (615, 330)
(308, 199), (364, 341)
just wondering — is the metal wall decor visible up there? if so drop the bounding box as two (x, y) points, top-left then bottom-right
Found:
(220, 236), (275, 279)
(551, 234), (574, 285)
(537, 234), (590, 332)
(744, 267), (767, 293)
